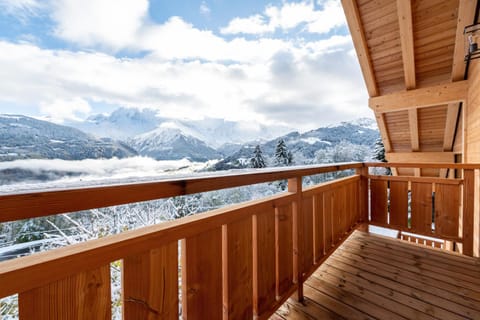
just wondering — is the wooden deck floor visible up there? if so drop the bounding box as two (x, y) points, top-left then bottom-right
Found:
(273, 230), (480, 320)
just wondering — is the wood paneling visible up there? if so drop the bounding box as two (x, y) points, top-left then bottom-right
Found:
(253, 207), (276, 317)
(182, 228), (222, 320)
(389, 181), (409, 228)
(370, 179), (388, 224)
(223, 218), (253, 319)
(411, 182), (433, 234)
(435, 184), (460, 238)
(275, 204), (293, 299)
(123, 243), (178, 320)
(19, 265), (111, 320)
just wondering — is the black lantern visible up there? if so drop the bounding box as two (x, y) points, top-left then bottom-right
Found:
(465, 23), (480, 62)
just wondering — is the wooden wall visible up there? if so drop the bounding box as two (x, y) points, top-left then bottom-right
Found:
(466, 60), (480, 162)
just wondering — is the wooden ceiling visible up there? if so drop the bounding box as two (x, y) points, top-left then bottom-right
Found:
(342, 0), (477, 176)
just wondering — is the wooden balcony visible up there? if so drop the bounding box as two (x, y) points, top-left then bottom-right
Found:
(0, 162), (479, 319)
(275, 230), (480, 320)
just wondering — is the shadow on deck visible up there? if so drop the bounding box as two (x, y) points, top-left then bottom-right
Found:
(273, 230), (480, 320)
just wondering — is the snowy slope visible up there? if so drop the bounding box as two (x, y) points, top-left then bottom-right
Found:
(0, 115), (136, 161)
(128, 126), (220, 161)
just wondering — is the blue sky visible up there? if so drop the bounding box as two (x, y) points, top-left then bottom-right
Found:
(0, 0), (370, 131)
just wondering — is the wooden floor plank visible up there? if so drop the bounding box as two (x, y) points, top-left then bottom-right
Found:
(351, 232), (480, 273)
(334, 245), (480, 303)
(340, 241), (480, 293)
(276, 230), (480, 320)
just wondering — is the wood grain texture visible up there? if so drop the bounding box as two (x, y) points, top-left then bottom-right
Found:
(19, 265), (111, 320)
(0, 163), (363, 223)
(122, 242), (178, 320)
(397, 0), (415, 89)
(411, 182), (433, 234)
(369, 80), (468, 112)
(462, 169), (475, 256)
(182, 228), (222, 320)
(222, 218), (253, 320)
(434, 183), (460, 238)
(275, 204), (293, 300)
(341, 0), (379, 96)
(253, 207), (276, 317)
(301, 196), (314, 275)
(389, 180), (409, 228)
(370, 179), (388, 224)
(312, 194), (325, 262)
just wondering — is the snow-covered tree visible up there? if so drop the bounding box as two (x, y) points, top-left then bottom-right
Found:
(373, 137), (391, 175)
(250, 145), (266, 168)
(275, 139), (292, 166)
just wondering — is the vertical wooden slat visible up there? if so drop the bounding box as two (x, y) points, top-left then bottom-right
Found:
(123, 242), (178, 320)
(19, 265), (111, 320)
(411, 182), (433, 234)
(253, 208), (276, 317)
(435, 184), (460, 238)
(222, 218), (253, 320)
(275, 204), (293, 300)
(182, 227), (222, 320)
(463, 169), (475, 256)
(313, 193), (325, 262)
(370, 179), (388, 224)
(356, 167), (369, 222)
(323, 191), (334, 251)
(301, 196), (314, 275)
(288, 177), (303, 301)
(389, 181), (409, 228)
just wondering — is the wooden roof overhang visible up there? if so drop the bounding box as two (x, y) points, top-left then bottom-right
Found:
(342, 0), (478, 176)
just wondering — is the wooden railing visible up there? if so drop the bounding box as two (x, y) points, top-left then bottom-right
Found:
(0, 163), (363, 319)
(364, 162), (480, 257)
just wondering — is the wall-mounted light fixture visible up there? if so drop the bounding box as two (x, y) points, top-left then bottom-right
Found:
(465, 23), (480, 62)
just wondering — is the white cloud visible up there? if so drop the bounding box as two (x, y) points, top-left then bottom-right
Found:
(51, 0), (148, 50)
(40, 97), (92, 123)
(221, 0), (345, 35)
(200, 1), (210, 16)
(220, 14), (273, 35)
(0, 0), (43, 19)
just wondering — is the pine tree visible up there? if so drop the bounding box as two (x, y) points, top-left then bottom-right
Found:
(373, 137), (391, 175)
(250, 145), (266, 168)
(275, 139), (290, 166)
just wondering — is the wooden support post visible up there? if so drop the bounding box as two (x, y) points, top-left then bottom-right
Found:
(463, 169), (475, 256)
(356, 167), (369, 223)
(288, 177), (303, 302)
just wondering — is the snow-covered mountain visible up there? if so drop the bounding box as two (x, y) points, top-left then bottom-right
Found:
(214, 118), (379, 170)
(0, 115), (136, 161)
(128, 126), (220, 161)
(68, 108), (293, 148)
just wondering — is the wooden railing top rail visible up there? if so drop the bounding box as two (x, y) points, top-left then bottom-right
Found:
(0, 162), (362, 223)
(364, 162), (480, 169)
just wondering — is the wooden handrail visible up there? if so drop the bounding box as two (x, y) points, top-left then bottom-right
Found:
(0, 162), (362, 223)
(364, 162), (480, 169)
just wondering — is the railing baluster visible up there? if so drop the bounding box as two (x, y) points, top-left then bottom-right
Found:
(122, 242), (178, 320)
(19, 265), (111, 320)
(252, 207), (275, 317)
(222, 217), (253, 319)
(182, 228), (222, 320)
(462, 169), (475, 256)
(275, 204), (293, 300)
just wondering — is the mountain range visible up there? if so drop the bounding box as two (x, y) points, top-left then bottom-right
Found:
(0, 109), (379, 167)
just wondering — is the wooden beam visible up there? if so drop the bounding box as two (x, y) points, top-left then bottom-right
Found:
(408, 109), (419, 151)
(443, 103), (461, 150)
(342, 0), (379, 97)
(369, 80), (468, 112)
(385, 152), (456, 163)
(451, 0), (477, 81)
(397, 0), (416, 89)
(374, 112), (392, 152)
